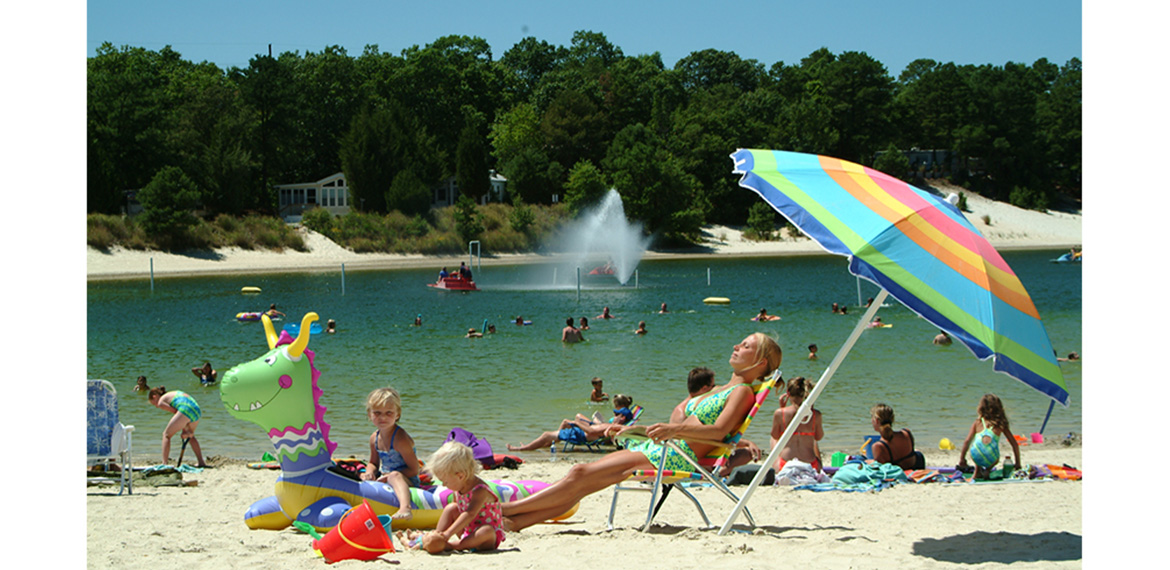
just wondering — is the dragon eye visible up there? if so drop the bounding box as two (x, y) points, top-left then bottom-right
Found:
(264, 354), (278, 366)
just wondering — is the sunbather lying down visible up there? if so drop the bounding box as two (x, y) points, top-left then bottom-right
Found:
(501, 333), (782, 532)
(508, 395), (635, 452)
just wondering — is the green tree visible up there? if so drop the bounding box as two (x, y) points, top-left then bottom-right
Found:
(745, 201), (778, 240)
(603, 123), (700, 240)
(455, 115), (491, 203)
(87, 44), (175, 213)
(340, 101), (439, 213)
(386, 169), (432, 218)
(232, 51), (302, 203)
(562, 160), (608, 215)
(542, 89), (606, 177)
(509, 195), (536, 234)
(873, 144), (912, 181)
(138, 166), (201, 241)
(453, 194), (484, 242)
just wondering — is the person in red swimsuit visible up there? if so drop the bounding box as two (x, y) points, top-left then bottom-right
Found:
(770, 376), (824, 471)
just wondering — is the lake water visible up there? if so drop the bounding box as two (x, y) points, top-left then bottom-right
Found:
(86, 250), (1081, 462)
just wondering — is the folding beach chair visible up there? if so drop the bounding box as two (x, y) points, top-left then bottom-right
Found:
(562, 404), (645, 453)
(87, 379), (135, 494)
(607, 370), (780, 531)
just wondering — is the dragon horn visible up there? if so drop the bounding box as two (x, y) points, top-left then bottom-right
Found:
(287, 312), (318, 358)
(261, 315), (278, 349)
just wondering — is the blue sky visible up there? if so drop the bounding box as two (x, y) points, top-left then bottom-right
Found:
(86, 0), (1082, 75)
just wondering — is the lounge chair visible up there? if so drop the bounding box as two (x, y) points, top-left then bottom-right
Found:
(561, 404), (644, 453)
(87, 379), (135, 495)
(606, 371), (780, 531)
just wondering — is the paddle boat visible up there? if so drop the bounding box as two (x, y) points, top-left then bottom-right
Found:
(428, 274), (479, 291)
(587, 263), (615, 276)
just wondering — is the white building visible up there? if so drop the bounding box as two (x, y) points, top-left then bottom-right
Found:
(275, 172), (351, 221)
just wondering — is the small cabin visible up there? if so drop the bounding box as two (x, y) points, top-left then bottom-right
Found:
(432, 170), (509, 208)
(275, 173), (351, 221)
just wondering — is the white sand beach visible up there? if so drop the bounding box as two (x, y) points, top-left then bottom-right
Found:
(86, 444), (1083, 569)
(87, 184), (1082, 280)
(81, 190), (1099, 567)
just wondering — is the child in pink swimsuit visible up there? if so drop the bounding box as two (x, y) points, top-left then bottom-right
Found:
(400, 441), (505, 554)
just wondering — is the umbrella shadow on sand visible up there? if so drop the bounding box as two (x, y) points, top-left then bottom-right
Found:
(912, 531), (1081, 564)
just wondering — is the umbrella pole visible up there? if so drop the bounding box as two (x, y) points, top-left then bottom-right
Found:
(1039, 400), (1055, 434)
(718, 288), (890, 536)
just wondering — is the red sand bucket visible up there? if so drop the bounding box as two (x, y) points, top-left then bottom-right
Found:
(311, 501), (395, 563)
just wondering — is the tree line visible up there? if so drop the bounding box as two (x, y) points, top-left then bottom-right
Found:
(88, 31), (1080, 244)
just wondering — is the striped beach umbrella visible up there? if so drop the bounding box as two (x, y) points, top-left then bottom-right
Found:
(720, 148), (1067, 534)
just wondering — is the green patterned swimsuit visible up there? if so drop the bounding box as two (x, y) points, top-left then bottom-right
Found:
(625, 385), (737, 472)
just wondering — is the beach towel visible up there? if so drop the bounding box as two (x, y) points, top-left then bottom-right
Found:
(1029, 464), (1082, 481)
(794, 460), (909, 492)
(773, 458), (830, 486)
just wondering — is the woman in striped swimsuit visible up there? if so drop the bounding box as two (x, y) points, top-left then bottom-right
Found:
(148, 387), (208, 467)
(501, 332), (783, 531)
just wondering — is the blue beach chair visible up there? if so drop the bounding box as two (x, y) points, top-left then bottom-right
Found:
(562, 404), (645, 452)
(87, 379), (135, 495)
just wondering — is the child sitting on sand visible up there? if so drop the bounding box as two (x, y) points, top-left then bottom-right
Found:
(957, 393), (1021, 479)
(399, 441), (505, 554)
(360, 387), (421, 521)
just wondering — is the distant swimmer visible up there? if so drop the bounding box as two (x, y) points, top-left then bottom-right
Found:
(933, 330), (952, 346)
(1057, 351), (1080, 362)
(191, 362), (217, 385)
(466, 328), (483, 338)
(659, 303), (669, 314)
(597, 307), (615, 319)
(832, 303), (840, 314)
(807, 344), (818, 360)
(579, 316), (590, 330)
(326, 319), (337, 334)
(266, 304), (285, 319)
(413, 314), (423, 326)
(752, 308), (781, 322)
(562, 317), (584, 343)
(633, 321), (648, 335)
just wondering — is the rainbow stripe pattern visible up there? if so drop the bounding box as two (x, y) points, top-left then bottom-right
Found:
(731, 149), (1067, 406)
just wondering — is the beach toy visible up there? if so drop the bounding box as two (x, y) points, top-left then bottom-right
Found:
(830, 451), (847, 468)
(219, 312), (571, 531)
(703, 297), (731, 305)
(236, 312), (263, 322)
(242, 286), (262, 293)
(939, 438), (955, 450)
(311, 501), (395, 563)
(1030, 432), (1044, 444)
(861, 435), (881, 459)
(1013, 433), (1028, 445)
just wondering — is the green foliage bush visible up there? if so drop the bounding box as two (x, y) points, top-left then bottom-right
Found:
(302, 207), (333, 235)
(138, 166), (201, 243)
(453, 195), (484, 242)
(874, 145), (911, 181)
(744, 202), (778, 241)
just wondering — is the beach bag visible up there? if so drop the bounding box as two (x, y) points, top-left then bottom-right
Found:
(445, 427), (495, 465)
